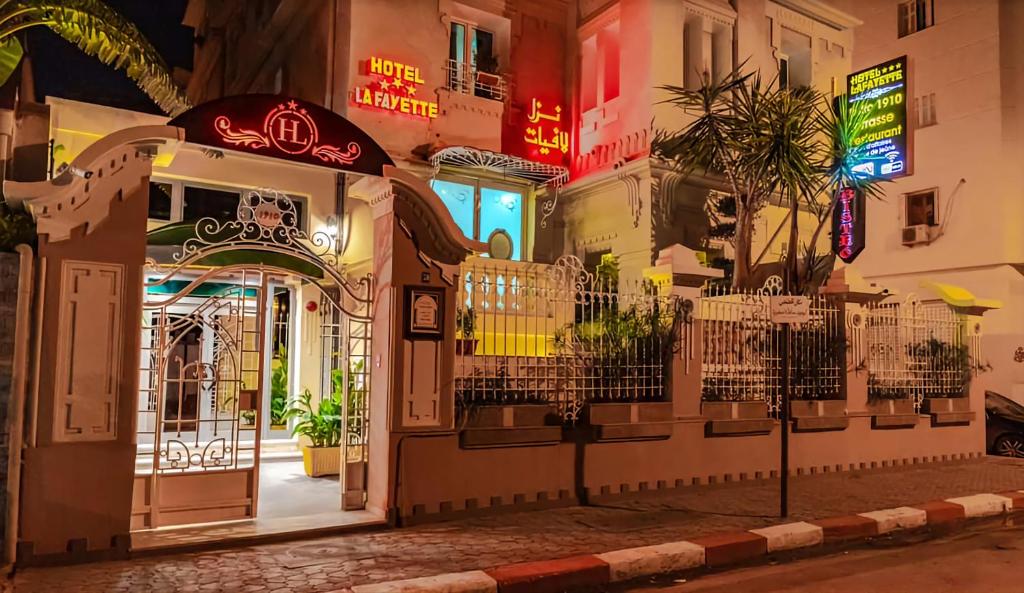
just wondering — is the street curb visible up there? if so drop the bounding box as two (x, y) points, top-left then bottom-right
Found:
(338, 489), (1024, 592)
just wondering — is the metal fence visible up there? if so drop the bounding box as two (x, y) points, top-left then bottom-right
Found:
(455, 255), (681, 421)
(699, 277), (843, 415)
(863, 297), (970, 410)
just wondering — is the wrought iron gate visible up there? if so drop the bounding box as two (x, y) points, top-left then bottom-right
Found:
(132, 189), (373, 529)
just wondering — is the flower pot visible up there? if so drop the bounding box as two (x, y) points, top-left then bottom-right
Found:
(301, 445), (341, 477)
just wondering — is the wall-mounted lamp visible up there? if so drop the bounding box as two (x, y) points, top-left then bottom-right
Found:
(325, 212), (353, 256)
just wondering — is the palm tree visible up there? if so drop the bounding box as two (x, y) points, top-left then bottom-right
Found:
(653, 68), (881, 292)
(0, 0), (190, 116)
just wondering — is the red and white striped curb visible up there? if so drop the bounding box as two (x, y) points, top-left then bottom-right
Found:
(345, 490), (1024, 593)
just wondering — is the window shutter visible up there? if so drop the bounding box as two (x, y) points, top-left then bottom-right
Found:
(898, 2), (909, 37)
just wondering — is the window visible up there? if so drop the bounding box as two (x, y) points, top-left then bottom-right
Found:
(149, 181), (173, 221)
(898, 0), (934, 37)
(916, 93), (937, 127)
(431, 177), (526, 260)
(150, 180), (306, 231)
(183, 185), (242, 222)
(448, 20), (501, 99)
(779, 28), (812, 90)
(905, 189), (937, 227)
(778, 56), (790, 90)
(579, 19), (620, 114)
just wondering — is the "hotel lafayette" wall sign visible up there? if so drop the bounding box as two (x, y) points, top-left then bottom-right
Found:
(352, 56), (440, 120)
(847, 55), (908, 179)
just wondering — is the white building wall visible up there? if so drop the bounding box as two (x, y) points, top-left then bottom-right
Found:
(831, 0), (1024, 401)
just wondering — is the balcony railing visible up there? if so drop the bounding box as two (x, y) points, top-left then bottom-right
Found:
(444, 59), (507, 102)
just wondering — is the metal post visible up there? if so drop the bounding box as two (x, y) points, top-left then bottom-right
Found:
(780, 321), (791, 518)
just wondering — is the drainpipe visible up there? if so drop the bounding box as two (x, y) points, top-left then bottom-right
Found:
(4, 244), (35, 572)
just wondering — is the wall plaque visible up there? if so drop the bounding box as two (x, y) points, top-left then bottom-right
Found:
(405, 286), (444, 339)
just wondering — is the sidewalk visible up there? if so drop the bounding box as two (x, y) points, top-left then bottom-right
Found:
(14, 457), (1024, 593)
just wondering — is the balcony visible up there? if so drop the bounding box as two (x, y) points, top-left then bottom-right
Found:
(444, 59), (508, 102)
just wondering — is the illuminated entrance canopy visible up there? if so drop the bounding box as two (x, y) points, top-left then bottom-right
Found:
(167, 94), (395, 176)
(847, 56), (908, 179)
(352, 56), (439, 120)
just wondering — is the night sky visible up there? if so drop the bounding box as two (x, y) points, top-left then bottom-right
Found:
(28, 0), (194, 114)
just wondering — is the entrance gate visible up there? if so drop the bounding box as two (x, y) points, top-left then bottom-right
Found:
(132, 190), (372, 529)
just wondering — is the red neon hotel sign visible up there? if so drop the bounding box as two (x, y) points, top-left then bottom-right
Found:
(352, 57), (439, 120)
(213, 100), (361, 165)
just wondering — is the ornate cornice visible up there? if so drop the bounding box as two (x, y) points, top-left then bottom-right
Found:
(4, 125), (184, 242)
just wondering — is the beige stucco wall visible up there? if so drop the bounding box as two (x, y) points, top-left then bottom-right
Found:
(829, 0), (1024, 402)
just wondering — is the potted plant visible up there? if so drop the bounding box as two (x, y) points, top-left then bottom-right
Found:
(269, 349), (289, 430)
(456, 307), (477, 355)
(474, 53), (501, 99)
(283, 389), (342, 477)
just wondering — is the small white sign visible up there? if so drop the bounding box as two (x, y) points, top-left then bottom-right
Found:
(769, 296), (810, 324)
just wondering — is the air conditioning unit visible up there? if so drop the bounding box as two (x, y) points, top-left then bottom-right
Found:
(901, 224), (932, 246)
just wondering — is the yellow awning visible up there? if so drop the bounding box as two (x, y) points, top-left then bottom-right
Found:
(920, 281), (1003, 311)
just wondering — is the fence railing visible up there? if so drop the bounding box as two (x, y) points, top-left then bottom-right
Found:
(699, 278), (843, 415)
(444, 59), (507, 102)
(455, 255), (681, 420)
(863, 297), (971, 411)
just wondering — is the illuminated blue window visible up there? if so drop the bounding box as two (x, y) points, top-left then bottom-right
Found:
(479, 188), (522, 261)
(430, 178), (526, 260)
(430, 179), (475, 239)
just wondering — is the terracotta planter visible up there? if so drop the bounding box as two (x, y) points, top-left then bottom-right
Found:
(789, 400), (848, 432)
(462, 404), (554, 428)
(701, 401), (774, 436)
(921, 397), (975, 426)
(301, 445), (341, 477)
(866, 398), (919, 429)
(586, 402), (674, 442)
(459, 404), (562, 449)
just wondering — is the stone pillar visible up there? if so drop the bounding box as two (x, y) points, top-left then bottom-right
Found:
(644, 244), (722, 418)
(365, 168), (484, 522)
(3, 126), (180, 564)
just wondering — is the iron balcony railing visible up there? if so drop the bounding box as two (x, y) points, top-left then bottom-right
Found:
(444, 59), (508, 102)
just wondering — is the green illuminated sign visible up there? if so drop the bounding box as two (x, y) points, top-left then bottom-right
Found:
(847, 55), (908, 179)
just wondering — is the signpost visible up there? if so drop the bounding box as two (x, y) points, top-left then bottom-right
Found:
(847, 56), (909, 179)
(770, 295), (809, 518)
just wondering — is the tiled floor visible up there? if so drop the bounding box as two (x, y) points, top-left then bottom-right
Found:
(15, 457), (1024, 593)
(131, 459), (376, 553)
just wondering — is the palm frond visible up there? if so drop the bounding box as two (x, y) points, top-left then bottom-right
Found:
(2, 0), (191, 116)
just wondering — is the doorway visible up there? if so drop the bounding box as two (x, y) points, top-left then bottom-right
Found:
(131, 189), (373, 532)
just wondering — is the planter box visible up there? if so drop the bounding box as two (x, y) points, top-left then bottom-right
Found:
(302, 446), (341, 477)
(462, 404), (555, 429)
(460, 404), (561, 449)
(455, 338), (478, 356)
(585, 402), (673, 442)
(702, 401), (774, 436)
(866, 398), (919, 429)
(921, 397), (975, 426)
(789, 400), (848, 432)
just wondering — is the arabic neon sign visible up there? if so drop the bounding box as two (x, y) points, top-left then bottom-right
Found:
(524, 98), (568, 155)
(214, 100), (361, 165)
(352, 56), (439, 120)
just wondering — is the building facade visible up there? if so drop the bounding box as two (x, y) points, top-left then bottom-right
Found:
(0, 0), (1001, 568)
(831, 0), (1024, 402)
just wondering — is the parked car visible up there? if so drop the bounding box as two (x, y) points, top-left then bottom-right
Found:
(985, 391), (1024, 457)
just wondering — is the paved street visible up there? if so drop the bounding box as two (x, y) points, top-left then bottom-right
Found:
(617, 519), (1024, 593)
(11, 457), (1024, 593)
